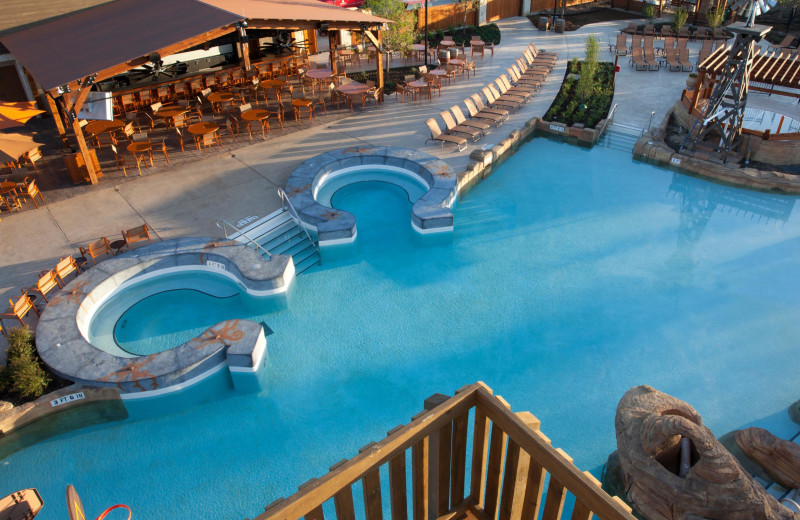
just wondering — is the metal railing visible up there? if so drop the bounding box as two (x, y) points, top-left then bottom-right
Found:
(216, 218), (272, 260)
(252, 382), (635, 520)
(278, 188), (319, 253)
(645, 111), (656, 134)
(598, 103), (619, 138)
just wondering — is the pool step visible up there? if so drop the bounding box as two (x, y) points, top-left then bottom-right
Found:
(228, 208), (321, 275)
(601, 122), (642, 152)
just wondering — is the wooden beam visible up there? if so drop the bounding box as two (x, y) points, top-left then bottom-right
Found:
(239, 25), (251, 70)
(62, 86), (98, 184)
(247, 20), (373, 32)
(376, 30), (384, 101)
(45, 92), (68, 147)
(330, 32), (339, 77)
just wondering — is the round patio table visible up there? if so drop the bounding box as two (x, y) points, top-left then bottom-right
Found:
(292, 98), (314, 120)
(306, 69), (334, 80)
(336, 83), (371, 109)
(440, 40), (456, 47)
(157, 107), (189, 119)
(407, 79), (430, 102)
(84, 119), (124, 135)
(0, 181), (18, 196)
(260, 79), (287, 102)
(126, 142), (152, 154)
(187, 122), (219, 135)
(241, 109), (270, 139)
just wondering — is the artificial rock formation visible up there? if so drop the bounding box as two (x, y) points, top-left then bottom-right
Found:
(735, 427), (800, 490)
(615, 385), (798, 520)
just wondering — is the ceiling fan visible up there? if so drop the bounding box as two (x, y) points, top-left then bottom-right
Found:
(128, 53), (187, 82)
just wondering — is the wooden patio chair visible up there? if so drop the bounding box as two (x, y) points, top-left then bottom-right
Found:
(424, 118), (467, 151)
(174, 127), (186, 152)
(24, 270), (62, 304)
(110, 144), (128, 176)
(80, 237), (112, 265)
(17, 177), (44, 208)
(364, 80), (383, 107)
(2, 293), (39, 326)
(23, 148), (46, 173)
(463, 97), (505, 126)
(219, 117), (240, 143)
(54, 256), (80, 284)
(122, 223), (151, 246)
(200, 132), (221, 152)
(1, 192), (22, 214)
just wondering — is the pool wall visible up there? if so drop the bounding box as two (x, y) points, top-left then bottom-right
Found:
(285, 146), (458, 245)
(35, 238), (293, 396)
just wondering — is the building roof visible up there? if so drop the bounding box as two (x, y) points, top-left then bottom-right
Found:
(1, 0), (242, 91)
(199, 0), (390, 27)
(700, 44), (800, 90)
(0, 0), (117, 37)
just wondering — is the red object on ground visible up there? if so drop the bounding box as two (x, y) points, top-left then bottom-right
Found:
(614, 65), (621, 72)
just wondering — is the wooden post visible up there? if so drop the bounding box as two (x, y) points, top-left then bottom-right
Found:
(330, 32), (338, 76)
(239, 24), (251, 71)
(690, 70), (706, 113)
(45, 93), (69, 147)
(64, 86), (99, 185)
(376, 30), (384, 102)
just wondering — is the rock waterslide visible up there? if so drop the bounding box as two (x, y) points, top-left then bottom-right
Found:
(614, 385), (798, 520)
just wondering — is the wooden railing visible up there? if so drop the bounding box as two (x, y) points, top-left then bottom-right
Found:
(251, 382), (634, 520)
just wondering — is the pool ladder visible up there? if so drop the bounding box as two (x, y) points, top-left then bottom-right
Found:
(216, 193), (321, 274)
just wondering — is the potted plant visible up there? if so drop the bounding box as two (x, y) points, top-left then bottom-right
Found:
(686, 72), (698, 89)
(706, 6), (725, 30)
(642, 4), (657, 23)
(673, 6), (688, 33)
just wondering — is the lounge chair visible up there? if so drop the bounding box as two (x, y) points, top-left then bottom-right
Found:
(631, 34), (643, 52)
(516, 59), (548, 80)
(529, 42), (557, 58)
(644, 48), (660, 70)
(496, 77), (534, 101)
(425, 119), (467, 151)
(630, 47), (648, 71)
(439, 111), (483, 141)
(483, 86), (521, 111)
(488, 84), (526, 105)
(661, 25), (673, 38)
(623, 21), (638, 35)
(665, 47), (682, 71)
(697, 40), (713, 67)
(678, 48), (693, 71)
(508, 67), (542, 90)
(450, 105), (492, 134)
(615, 33), (629, 56)
(469, 94), (510, 119)
(463, 98), (505, 126)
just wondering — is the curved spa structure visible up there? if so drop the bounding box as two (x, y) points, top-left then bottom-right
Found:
(284, 146), (458, 245)
(35, 238), (294, 397)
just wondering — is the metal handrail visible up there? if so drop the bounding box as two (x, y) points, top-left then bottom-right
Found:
(644, 110), (656, 134)
(598, 103), (619, 138)
(278, 188), (319, 253)
(215, 218), (272, 260)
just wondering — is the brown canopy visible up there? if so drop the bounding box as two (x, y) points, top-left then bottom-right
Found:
(199, 0), (391, 29)
(1, 0), (242, 91)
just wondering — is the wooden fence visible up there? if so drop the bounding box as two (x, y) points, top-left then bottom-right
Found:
(529, 0), (597, 12)
(251, 382), (635, 520)
(416, 3), (478, 32)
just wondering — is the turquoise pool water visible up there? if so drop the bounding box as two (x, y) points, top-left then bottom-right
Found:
(6, 139), (800, 520)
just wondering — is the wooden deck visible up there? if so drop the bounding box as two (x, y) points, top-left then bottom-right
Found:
(250, 382), (634, 520)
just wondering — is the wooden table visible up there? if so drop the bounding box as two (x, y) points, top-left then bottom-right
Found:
(260, 79), (287, 102)
(241, 109), (270, 139)
(292, 98), (314, 121)
(207, 92), (234, 103)
(157, 107), (189, 119)
(407, 79), (430, 102)
(0, 181), (18, 196)
(440, 40), (456, 47)
(306, 69), (334, 80)
(84, 119), (124, 135)
(126, 141), (153, 167)
(336, 83), (371, 110)
(187, 122), (220, 150)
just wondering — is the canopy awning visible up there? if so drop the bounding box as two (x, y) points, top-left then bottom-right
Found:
(699, 44), (800, 90)
(1, 0), (243, 92)
(199, 0), (391, 29)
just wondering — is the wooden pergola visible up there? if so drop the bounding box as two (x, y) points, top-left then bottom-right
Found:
(685, 43), (800, 117)
(1, 0), (388, 185)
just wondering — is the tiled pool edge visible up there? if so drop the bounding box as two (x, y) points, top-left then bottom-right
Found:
(35, 238), (293, 396)
(285, 146), (458, 244)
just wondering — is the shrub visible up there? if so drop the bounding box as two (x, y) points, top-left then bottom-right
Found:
(1, 326), (50, 400)
(706, 6), (725, 29)
(673, 7), (688, 32)
(642, 4), (656, 21)
(576, 35), (599, 102)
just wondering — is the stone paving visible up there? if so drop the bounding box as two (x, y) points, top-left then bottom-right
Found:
(2, 14), (799, 356)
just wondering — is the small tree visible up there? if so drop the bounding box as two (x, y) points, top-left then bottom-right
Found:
(2, 327), (50, 400)
(642, 4), (657, 22)
(456, 0), (481, 38)
(673, 6), (689, 32)
(576, 34), (599, 102)
(364, 0), (416, 54)
(706, 6), (725, 29)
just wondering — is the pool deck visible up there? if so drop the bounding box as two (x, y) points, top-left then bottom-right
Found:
(1, 15), (799, 357)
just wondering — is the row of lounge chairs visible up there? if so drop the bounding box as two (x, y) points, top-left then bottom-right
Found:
(425, 43), (557, 151)
(621, 22), (727, 41)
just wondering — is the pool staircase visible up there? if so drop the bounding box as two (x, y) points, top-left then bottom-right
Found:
(216, 192), (320, 275)
(600, 122), (642, 152)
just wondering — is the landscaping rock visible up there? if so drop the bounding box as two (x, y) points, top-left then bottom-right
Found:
(0, 401), (13, 413)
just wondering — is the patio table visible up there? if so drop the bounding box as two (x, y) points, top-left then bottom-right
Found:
(440, 40), (456, 47)
(187, 122), (220, 150)
(335, 83), (371, 110)
(407, 79), (429, 102)
(260, 79), (288, 102)
(84, 119), (124, 135)
(241, 109), (270, 139)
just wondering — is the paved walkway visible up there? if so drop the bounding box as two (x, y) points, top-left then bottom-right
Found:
(2, 15), (798, 355)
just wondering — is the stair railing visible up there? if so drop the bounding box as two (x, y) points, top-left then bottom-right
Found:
(278, 188), (319, 253)
(598, 103), (619, 139)
(644, 111), (656, 135)
(216, 218), (272, 260)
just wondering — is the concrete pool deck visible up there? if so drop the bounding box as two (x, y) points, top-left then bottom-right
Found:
(2, 15), (799, 356)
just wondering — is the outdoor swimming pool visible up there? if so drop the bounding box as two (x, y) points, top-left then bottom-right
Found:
(5, 138), (800, 520)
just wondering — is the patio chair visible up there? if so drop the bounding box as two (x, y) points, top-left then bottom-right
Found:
(630, 47), (648, 71)
(615, 33), (629, 56)
(678, 26), (690, 39)
(122, 223), (152, 246)
(110, 144), (128, 176)
(517, 58), (547, 79)
(509, 66), (542, 89)
(665, 47), (682, 71)
(424, 118), (467, 151)
(1, 192), (21, 214)
(2, 293), (39, 326)
(481, 86), (519, 112)
(463, 97), (505, 126)
(500, 75), (536, 97)
(643, 24), (656, 37)
(80, 237), (112, 265)
(678, 48), (693, 71)
(54, 256), (80, 284)
(200, 132), (221, 152)
(677, 37), (688, 49)
(623, 22), (638, 35)
(17, 177), (44, 208)
(644, 48), (660, 70)
(488, 84), (525, 107)
(631, 34), (643, 52)
(661, 25), (673, 38)
(713, 27), (727, 40)
(439, 110), (483, 141)
(174, 127), (186, 152)
(157, 86), (172, 103)
(470, 93), (510, 118)
(450, 105), (491, 134)
(23, 148), (46, 173)
(423, 75), (441, 97)
(697, 40), (713, 66)
(529, 42), (557, 59)
(219, 117), (240, 143)
(24, 270), (62, 304)
(365, 80), (383, 107)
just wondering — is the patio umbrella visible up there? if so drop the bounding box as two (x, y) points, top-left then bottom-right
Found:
(0, 133), (45, 164)
(0, 101), (46, 131)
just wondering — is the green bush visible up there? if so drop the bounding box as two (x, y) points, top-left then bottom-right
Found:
(1, 326), (51, 400)
(673, 7), (688, 32)
(544, 62), (614, 127)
